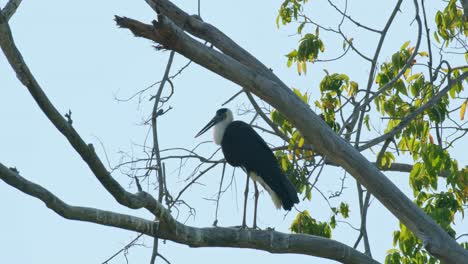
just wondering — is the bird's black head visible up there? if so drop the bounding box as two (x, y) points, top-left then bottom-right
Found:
(195, 108), (232, 138)
(216, 108), (228, 116)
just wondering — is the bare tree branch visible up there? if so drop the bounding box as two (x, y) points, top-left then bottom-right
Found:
(144, 0), (287, 89)
(150, 49), (176, 264)
(244, 91), (289, 142)
(0, 162), (379, 264)
(0, 163), (157, 235)
(326, 0), (381, 33)
(102, 234), (145, 264)
(354, 0), (405, 146)
(0, 10), (159, 215)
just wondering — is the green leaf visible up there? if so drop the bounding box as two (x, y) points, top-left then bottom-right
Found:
(434, 31), (440, 43)
(394, 79), (407, 96)
(406, 73), (422, 83)
(461, 99), (467, 120)
(286, 49), (298, 68)
(418, 51), (429, 57)
(401, 41), (411, 50)
(348, 81), (358, 97)
(391, 53), (402, 68)
(297, 33), (325, 63)
(339, 202), (350, 218)
(297, 22), (305, 34)
(330, 215), (336, 228)
(364, 115), (370, 131)
(290, 210), (332, 238)
(271, 110), (285, 126)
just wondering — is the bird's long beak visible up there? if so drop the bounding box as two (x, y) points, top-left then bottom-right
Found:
(195, 115), (221, 138)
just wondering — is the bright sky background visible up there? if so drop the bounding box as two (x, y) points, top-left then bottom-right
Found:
(1, 0), (467, 263)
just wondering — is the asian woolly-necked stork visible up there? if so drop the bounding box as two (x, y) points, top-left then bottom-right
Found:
(195, 108), (299, 228)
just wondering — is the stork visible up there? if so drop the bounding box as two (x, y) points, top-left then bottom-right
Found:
(195, 108), (299, 228)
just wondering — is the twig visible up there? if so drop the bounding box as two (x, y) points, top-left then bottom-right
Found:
(170, 162), (220, 208)
(244, 90), (289, 142)
(222, 90), (243, 106)
(102, 234), (144, 264)
(326, 0), (381, 33)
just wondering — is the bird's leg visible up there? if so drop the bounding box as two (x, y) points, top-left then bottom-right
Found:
(242, 173), (250, 228)
(253, 181), (259, 229)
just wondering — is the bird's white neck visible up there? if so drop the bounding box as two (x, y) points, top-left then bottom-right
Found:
(213, 110), (233, 145)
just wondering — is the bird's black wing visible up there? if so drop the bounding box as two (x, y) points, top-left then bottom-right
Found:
(221, 121), (299, 210)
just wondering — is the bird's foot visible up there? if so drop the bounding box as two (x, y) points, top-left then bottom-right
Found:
(228, 224), (261, 230)
(227, 225), (249, 229)
(252, 224), (261, 230)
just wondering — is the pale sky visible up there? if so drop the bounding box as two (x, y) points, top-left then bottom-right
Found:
(1, 0), (466, 263)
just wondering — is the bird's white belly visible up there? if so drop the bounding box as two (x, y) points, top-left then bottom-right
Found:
(249, 171), (282, 209)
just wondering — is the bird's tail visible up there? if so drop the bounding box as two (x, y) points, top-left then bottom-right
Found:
(274, 169), (299, 210)
(280, 176), (300, 210)
(253, 165), (300, 211)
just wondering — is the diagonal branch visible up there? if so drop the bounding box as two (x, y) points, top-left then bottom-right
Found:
(150, 48), (176, 264)
(244, 90), (289, 142)
(115, 13), (468, 262)
(354, 0), (405, 146)
(0, 163), (156, 235)
(144, 0), (287, 89)
(326, 0), (381, 33)
(0, 10), (159, 215)
(0, 162), (379, 264)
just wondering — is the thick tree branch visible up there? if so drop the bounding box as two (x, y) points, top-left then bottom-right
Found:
(0, 163), (378, 264)
(0, 163), (156, 235)
(115, 13), (468, 262)
(0, 11), (159, 215)
(144, 0), (287, 89)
